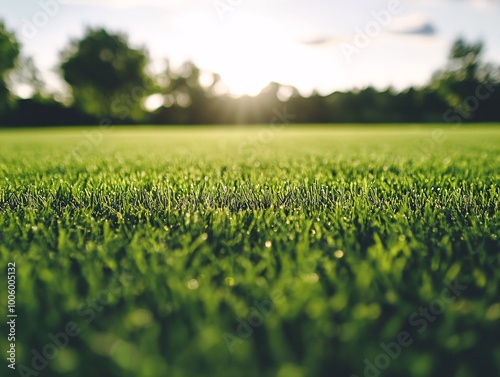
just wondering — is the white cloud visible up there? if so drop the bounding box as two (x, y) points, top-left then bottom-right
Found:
(388, 13), (437, 35)
(408, 0), (500, 9)
(298, 12), (437, 48)
(65, 0), (192, 9)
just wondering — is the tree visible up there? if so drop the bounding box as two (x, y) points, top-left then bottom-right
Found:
(431, 39), (498, 111)
(153, 61), (218, 124)
(0, 21), (20, 113)
(60, 28), (150, 120)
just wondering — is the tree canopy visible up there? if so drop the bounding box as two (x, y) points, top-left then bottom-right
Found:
(60, 28), (150, 120)
(0, 22), (20, 112)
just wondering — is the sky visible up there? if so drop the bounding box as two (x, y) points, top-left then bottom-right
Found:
(1, 0), (500, 98)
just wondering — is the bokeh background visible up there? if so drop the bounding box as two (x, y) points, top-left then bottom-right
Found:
(0, 0), (499, 126)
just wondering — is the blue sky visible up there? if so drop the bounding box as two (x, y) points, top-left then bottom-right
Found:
(1, 0), (500, 97)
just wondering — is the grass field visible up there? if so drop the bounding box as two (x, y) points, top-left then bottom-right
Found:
(0, 125), (499, 377)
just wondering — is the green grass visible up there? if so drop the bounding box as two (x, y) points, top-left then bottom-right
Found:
(0, 125), (499, 377)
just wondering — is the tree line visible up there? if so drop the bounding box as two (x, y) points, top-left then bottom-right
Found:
(0, 22), (499, 127)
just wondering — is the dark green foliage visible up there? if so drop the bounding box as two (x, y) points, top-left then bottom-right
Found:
(431, 39), (500, 115)
(60, 28), (150, 119)
(0, 21), (19, 113)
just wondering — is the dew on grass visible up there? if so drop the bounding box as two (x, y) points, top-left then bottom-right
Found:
(187, 279), (199, 290)
(486, 303), (500, 320)
(305, 273), (319, 283)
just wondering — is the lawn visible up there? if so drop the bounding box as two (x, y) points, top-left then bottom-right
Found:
(0, 125), (499, 377)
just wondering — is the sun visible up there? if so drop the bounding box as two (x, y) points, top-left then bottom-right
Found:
(172, 11), (328, 97)
(219, 62), (274, 97)
(224, 76), (269, 97)
(201, 14), (293, 97)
